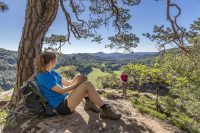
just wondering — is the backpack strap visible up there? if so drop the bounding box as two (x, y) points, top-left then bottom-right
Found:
(27, 81), (48, 105)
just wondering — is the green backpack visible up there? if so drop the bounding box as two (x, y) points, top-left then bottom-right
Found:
(20, 80), (57, 116)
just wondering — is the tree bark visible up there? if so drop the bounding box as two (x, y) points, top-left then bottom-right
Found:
(9, 0), (59, 106)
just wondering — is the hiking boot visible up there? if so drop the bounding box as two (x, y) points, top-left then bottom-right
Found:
(84, 99), (101, 113)
(100, 105), (121, 120)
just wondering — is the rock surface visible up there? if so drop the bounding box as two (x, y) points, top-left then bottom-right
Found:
(0, 90), (183, 133)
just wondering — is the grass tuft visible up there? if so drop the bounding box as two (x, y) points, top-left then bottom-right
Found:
(0, 108), (9, 124)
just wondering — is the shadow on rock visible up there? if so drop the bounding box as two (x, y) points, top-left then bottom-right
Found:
(85, 106), (154, 133)
(2, 101), (155, 133)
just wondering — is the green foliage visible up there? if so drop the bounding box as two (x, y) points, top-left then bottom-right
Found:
(0, 108), (9, 124)
(190, 17), (200, 33)
(102, 90), (116, 99)
(120, 47), (200, 132)
(57, 0), (141, 52)
(129, 91), (167, 120)
(123, 63), (167, 91)
(107, 33), (139, 52)
(168, 114), (199, 133)
(0, 48), (17, 90)
(113, 70), (121, 77)
(156, 51), (200, 113)
(126, 89), (140, 97)
(88, 68), (108, 88)
(93, 63), (121, 73)
(0, 1), (9, 13)
(0, 48), (156, 90)
(97, 73), (120, 89)
(2, 95), (11, 101)
(123, 64), (147, 89)
(136, 104), (167, 120)
(57, 65), (78, 79)
(127, 89), (200, 133)
(44, 34), (67, 52)
(131, 93), (157, 110)
(161, 96), (176, 114)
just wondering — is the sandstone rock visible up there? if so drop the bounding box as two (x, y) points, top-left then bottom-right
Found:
(0, 90), (182, 133)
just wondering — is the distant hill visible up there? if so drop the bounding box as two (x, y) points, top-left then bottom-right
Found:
(92, 52), (157, 60)
(66, 53), (114, 62)
(0, 48), (17, 90)
(0, 48), (17, 64)
(0, 48), (158, 90)
(65, 52), (157, 62)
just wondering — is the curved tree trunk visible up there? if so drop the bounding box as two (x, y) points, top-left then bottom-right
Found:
(9, 0), (59, 106)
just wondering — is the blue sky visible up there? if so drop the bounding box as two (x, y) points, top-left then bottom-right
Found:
(0, 0), (199, 54)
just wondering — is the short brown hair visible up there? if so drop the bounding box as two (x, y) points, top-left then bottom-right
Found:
(36, 51), (56, 73)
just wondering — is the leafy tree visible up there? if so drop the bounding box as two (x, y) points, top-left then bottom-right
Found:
(143, 0), (194, 54)
(143, 14), (200, 117)
(188, 18), (200, 65)
(0, 49), (17, 90)
(0, 1), (8, 12)
(190, 18), (200, 34)
(44, 34), (67, 52)
(155, 51), (200, 122)
(10, 0), (141, 106)
(97, 73), (120, 89)
(146, 67), (166, 111)
(124, 64), (148, 90)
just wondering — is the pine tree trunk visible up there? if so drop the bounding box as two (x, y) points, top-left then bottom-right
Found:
(9, 0), (59, 106)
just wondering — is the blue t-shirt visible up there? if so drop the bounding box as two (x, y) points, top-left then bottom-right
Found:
(36, 69), (68, 108)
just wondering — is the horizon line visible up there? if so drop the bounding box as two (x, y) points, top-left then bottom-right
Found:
(0, 47), (158, 54)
